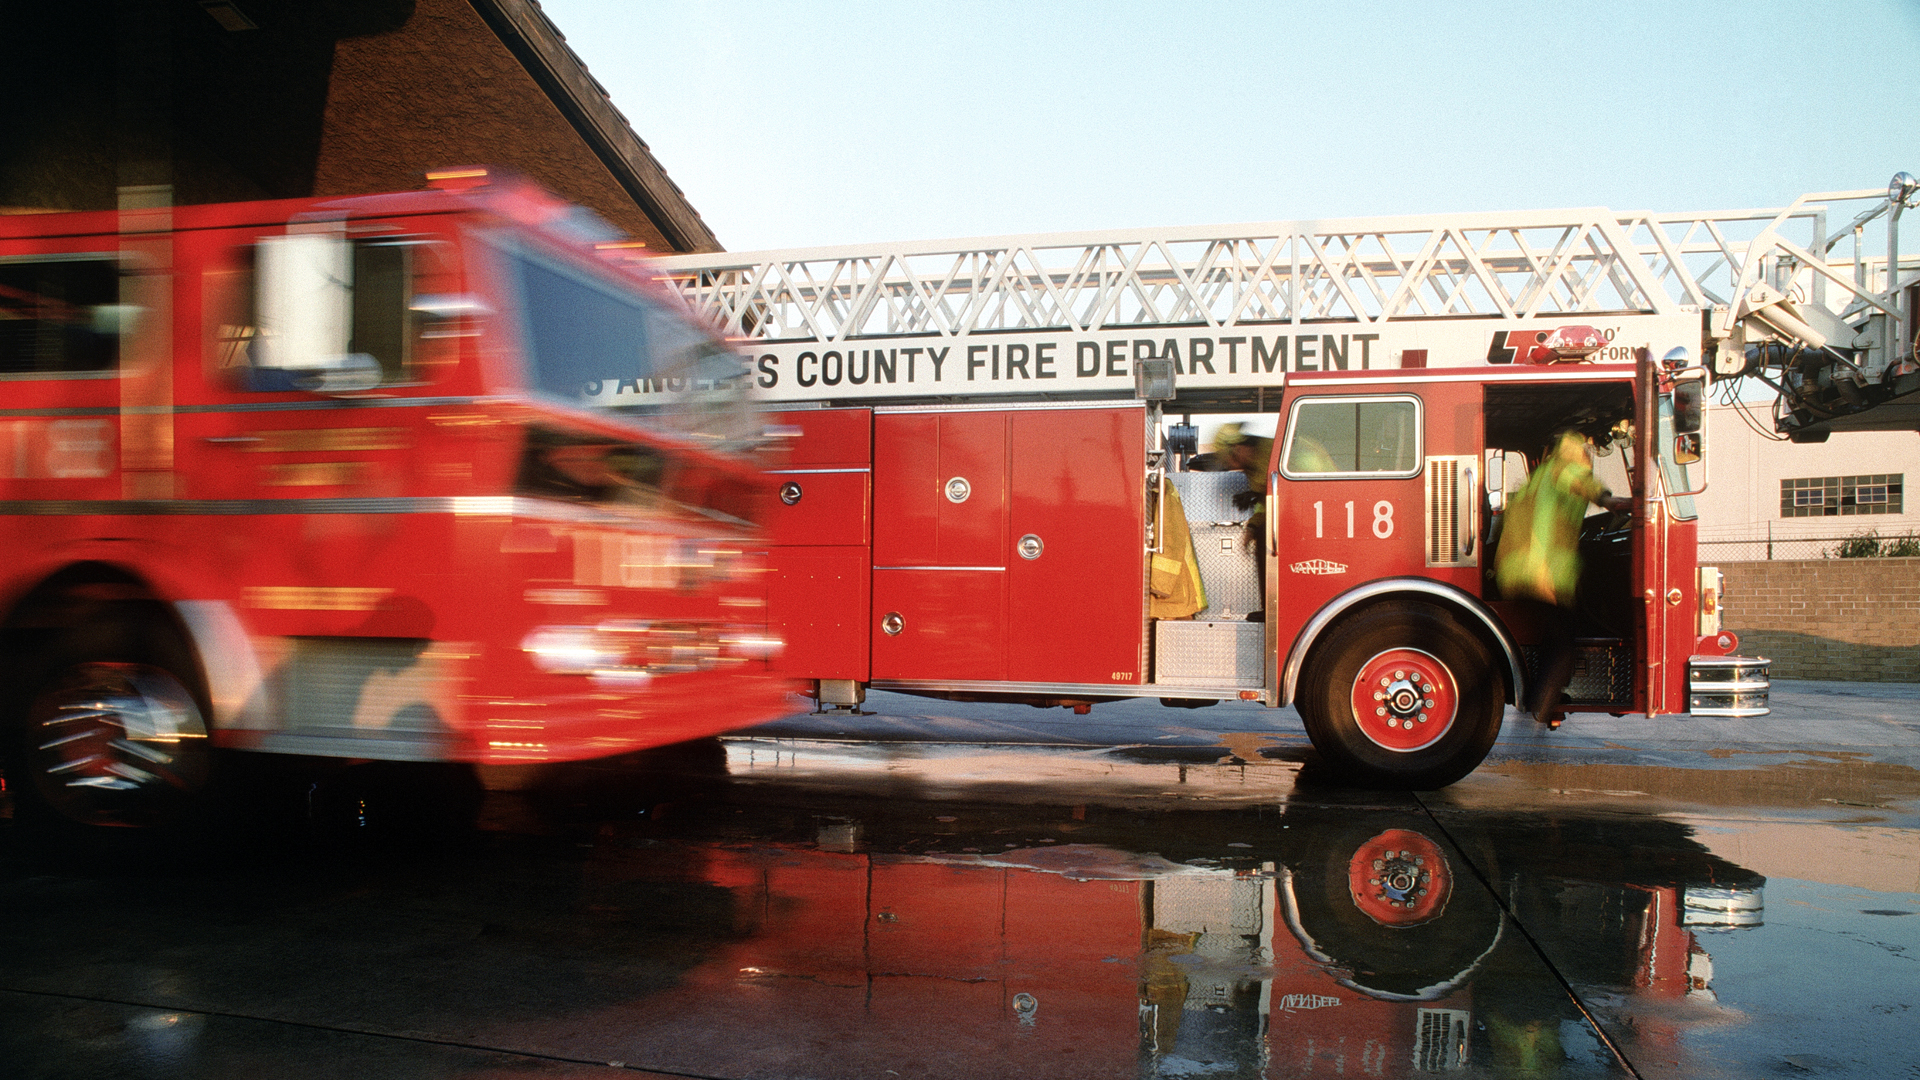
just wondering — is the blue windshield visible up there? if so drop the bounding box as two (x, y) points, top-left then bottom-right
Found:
(511, 251), (656, 402)
(501, 239), (750, 441)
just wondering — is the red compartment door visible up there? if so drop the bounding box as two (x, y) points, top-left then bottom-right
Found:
(870, 406), (1146, 687)
(764, 408), (873, 682)
(1007, 407), (1146, 686)
(871, 411), (1010, 680)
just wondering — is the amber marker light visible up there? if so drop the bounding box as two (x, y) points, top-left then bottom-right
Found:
(425, 168), (491, 192)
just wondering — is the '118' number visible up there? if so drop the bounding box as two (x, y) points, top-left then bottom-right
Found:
(1313, 500), (1394, 539)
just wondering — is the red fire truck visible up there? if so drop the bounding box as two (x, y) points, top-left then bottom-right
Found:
(0, 169), (789, 835)
(653, 204), (1806, 789)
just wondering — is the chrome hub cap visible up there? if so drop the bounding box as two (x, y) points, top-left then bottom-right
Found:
(27, 663), (209, 828)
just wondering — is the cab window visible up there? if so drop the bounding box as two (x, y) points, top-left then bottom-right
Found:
(0, 256), (124, 376)
(1281, 395), (1421, 478)
(207, 235), (458, 391)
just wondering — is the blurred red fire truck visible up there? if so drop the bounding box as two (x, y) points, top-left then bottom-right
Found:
(0, 169), (790, 834)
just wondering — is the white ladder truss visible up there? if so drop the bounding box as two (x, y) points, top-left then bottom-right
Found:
(653, 187), (1907, 352)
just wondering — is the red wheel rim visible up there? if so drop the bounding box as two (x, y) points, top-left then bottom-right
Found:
(1348, 647), (1457, 752)
(1347, 828), (1452, 927)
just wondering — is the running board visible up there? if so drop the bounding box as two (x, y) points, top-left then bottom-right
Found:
(873, 678), (1259, 703)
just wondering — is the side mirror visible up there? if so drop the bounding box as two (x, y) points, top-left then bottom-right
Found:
(1672, 377), (1704, 435)
(1665, 368), (1709, 496)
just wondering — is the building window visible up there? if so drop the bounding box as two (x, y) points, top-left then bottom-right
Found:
(1780, 474), (1904, 517)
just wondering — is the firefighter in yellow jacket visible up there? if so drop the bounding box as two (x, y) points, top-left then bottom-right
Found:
(1496, 429), (1631, 725)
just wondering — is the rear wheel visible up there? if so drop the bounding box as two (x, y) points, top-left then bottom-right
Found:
(1298, 603), (1504, 789)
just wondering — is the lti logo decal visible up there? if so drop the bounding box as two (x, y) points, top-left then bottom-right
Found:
(1486, 329), (1555, 364)
(1276, 994), (1342, 1011)
(1290, 559), (1348, 575)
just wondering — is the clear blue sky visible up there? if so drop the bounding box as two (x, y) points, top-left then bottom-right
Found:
(541, 0), (1920, 253)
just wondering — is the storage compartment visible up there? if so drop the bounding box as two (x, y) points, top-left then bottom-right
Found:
(1153, 619), (1264, 688)
(869, 405), (1147, 688)
(769, 547), (871, 681)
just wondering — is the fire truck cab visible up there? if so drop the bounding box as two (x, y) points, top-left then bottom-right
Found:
(0, 170), (790, 835)
(1267, 355), (1709, 786)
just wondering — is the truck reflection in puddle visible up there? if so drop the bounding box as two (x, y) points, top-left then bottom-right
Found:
(542, 773), (1762, 1079)
(0, 737), (1784, 1079)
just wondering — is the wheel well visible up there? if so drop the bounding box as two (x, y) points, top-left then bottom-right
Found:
(1290, 588), (1518, 707)
(1, 563), (203, 707)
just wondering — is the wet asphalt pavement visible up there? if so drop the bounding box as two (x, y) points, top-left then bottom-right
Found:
(1, 679), (1915, 1079)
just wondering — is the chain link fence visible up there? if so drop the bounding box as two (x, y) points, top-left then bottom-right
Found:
(1699, 531), (1920, 562)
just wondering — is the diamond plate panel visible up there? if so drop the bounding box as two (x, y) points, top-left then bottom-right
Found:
(1169, 471), (1260, 618)
(1170, 470), (1253, 523)
(1522, 641), (1632, 705)
(1154, 620), (1264, 687)
(276, 637), (457, 748)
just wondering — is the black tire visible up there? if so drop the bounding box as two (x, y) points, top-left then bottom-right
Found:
(5, 614), (215, 837)
(1298, 603), (1504, 789)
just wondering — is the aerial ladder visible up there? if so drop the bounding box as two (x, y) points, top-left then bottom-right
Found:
(657, 174), (1920, 437)
(1691, 173), (1920, 439)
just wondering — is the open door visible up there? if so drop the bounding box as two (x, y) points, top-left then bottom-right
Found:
(1633, 348), (1673, 717)
(1482, 375), (1639, 716)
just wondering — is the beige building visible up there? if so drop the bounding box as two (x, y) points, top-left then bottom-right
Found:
(1695, 399), (1919, 563)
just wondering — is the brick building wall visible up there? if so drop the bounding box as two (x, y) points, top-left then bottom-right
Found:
(315, 0), (692, 251)
(0, 0), (716, 251)
(1719, 558), (1920, 682)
